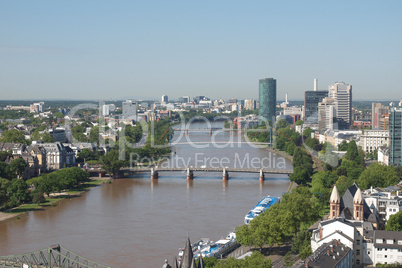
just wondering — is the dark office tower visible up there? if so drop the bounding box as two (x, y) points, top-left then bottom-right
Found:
(390, 108), (402, 166)
(304, 91), (328, 124)
(259, 78), (276, 124)
(304, 79), (328, 124)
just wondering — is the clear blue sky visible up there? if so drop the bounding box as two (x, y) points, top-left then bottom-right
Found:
(1, 1), (401, 101)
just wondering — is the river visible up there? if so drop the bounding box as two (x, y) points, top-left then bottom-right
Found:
(0, 121), (292, 267)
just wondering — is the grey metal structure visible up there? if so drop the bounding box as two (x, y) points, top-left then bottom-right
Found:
(0, 244), (111, 268)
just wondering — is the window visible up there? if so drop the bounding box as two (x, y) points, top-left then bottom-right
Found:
(378, 254), (383, 258)
(356, 250), (360, 256)
(387, 239), (394, 244)
(356, 259), (360, 265)
(367, 251), (370, 255)
(357, 240), (360, 245)
(377, 239), (383, 244)
(398, 240), (402, 245)
(385, 255), (388, 258)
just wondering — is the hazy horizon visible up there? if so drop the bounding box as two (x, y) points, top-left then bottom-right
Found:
(1, 1), (401, 100)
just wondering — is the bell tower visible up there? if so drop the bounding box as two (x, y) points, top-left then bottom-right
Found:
(329, 185), (340, 219)
(353, 187), (364, 221)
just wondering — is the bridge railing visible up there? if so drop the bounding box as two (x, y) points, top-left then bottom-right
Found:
(0, 244), (111, 268)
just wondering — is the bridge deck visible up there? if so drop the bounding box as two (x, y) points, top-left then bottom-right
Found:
(122, 167), (292, 174)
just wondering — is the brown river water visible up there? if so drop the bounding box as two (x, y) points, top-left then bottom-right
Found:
(0, 122), (291, 267)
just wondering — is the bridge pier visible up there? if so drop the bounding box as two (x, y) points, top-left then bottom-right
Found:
(259, 169), (265, 181)
(151, 168), (159, 180)
(186, 168), (194, 180)
(222, 169), (229, 181)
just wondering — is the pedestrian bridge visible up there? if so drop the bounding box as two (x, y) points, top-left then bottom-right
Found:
(0, 244), (110, 268)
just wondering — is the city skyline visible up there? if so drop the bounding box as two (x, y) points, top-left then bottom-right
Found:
(1, 1), (401, 100)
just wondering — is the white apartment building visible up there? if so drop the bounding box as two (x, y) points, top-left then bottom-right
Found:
(358, 129), (389, 153)
(363, 187), (402, 221)
(364, 231), (402, 265)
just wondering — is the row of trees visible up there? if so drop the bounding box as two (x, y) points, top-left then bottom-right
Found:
(199, 251), (271, 268)
(26, 167), (89, 195)
(0, 167), (89, 210)
(235, 187), (321, 259)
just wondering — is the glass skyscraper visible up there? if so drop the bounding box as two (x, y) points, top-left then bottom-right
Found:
(390, 108), (402, 166)
(259, 78), (276, 124)
(304, 90), (328, 124)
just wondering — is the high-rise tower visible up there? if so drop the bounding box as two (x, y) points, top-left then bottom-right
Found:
(304, 79), (328, 124)
(259, 78), (276, 124)
(328, 82), (352, 129)
(390, 108), (402, 166)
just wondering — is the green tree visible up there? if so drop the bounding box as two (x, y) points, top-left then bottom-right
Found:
(32, 190), (46, 204)
(285, 142), (296, 156)
(345, 140), (359, 161)
(71, 125), (88, 142)
(214, 251), (271, 268)
(197, 257), (218, 268)
(0, 129), (28, 144)
(89, 126), (100, 144)
(9, 158), (27, 179)
(295, 120), (304, 126)
(101, 149), (126, 178)
(77, 148), (97, 163)
(302, 128), (313, 138)
(7, 178), (31, 205)
(0, 178), (11, 209)
(385, 211), (402, 231)
(0, 161), (10, 179)
(337, 140), (349, 151)
(289, 167), (310, 185)
(0, 150), (12, 162)
(292, 229), (312, 259)
(336, 175), (354, 197)
(275, 119), (289, 129)
(357, 162), (399, 190)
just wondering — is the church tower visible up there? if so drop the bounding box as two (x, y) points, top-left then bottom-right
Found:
(329, 185), (340, 219)
(353, 187), (364, 221)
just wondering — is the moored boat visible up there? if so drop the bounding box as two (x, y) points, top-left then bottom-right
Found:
(244, 195), (280, 224)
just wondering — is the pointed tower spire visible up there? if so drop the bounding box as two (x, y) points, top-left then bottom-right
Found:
(173, 256), (179, 268)
(353, 187), (364, 220)
(329, 185), (341, 219)
(180, 236), (194, 268)
(330, 185), (340, 203)
(198, 254), (204, 268)
(190, 257), (197, 268)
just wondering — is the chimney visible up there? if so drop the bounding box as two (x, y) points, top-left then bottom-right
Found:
(285, 93), (288, 103)
(314, 78), (318, 91)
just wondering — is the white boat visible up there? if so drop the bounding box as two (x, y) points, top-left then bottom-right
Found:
(244, 195), (280, 224)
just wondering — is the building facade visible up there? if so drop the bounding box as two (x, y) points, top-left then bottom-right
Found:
(372, 103), (389, 129)
(244, 99), (256, 110)
(318, 97), (337, 131)
(259, 78), (276, 124)
(390, 108), (402, 166)
(304, 90), (328, 124)
(358, 129), (390, 153)
(328, 82), (352, 129)
(122, 100), (137, 120)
